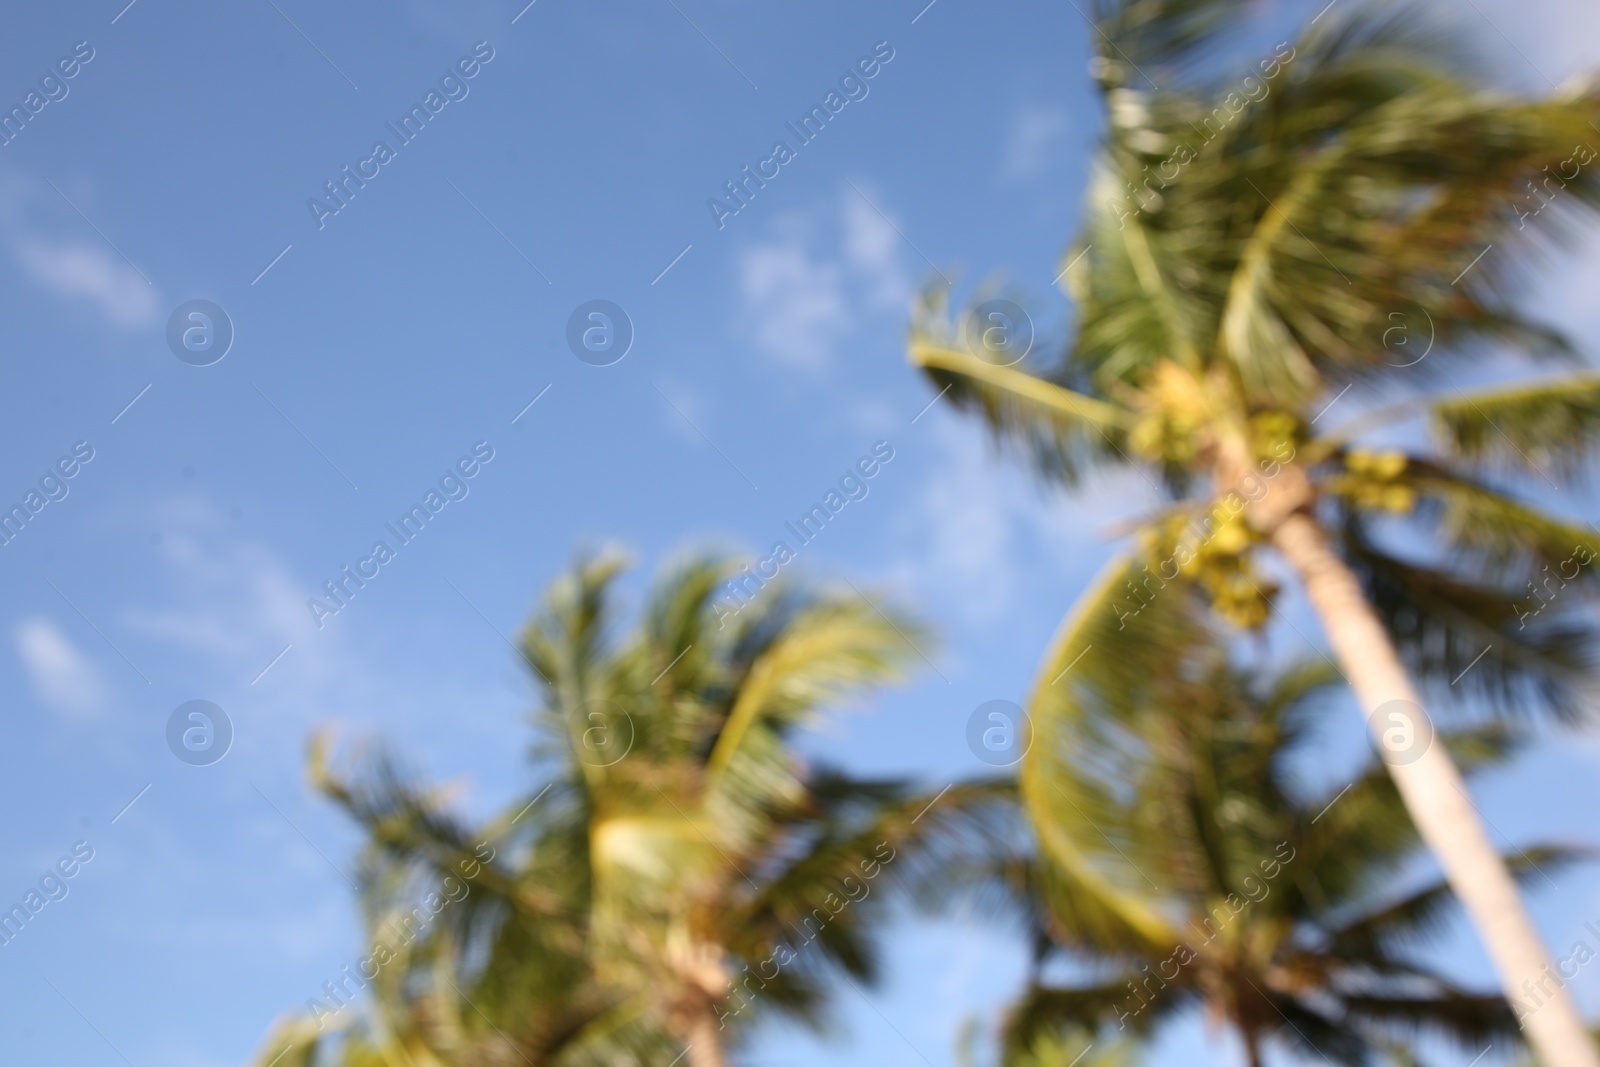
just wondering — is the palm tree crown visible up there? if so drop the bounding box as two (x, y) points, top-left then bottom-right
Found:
(915, 2), (1600, 698)
(251, 552), (1001, 1067)
(1008, 572), (1575, 1067)
(907, 3), (1600, 1063)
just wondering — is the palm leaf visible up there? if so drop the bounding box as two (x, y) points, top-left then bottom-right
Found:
(1022, 552), (1208, 951)
(1335, 514), (1597, 721)
(1087, 0), (1256, 86)
(1003, 979), (1188, 1053)
(704, 588), (926, 791)
(1327, 845), (1595, 959)
(1432, 375), (1600, 481)
(908, 334), (1133, 486)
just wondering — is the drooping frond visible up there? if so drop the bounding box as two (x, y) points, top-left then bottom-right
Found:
(907, 310), (1133, 487)
(1339, 989), (1525, 1055)
(1326, 844), (1594, 960)
(1409, 466), (1600, 588)
(1022, 552), (1211, 952)
(1432, 375), (1600, 482)
(1012, 544), (1544, 1059)
(1333, 514), (1596, 722)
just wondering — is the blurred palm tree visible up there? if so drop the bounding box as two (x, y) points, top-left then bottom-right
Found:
(958, 1020), (1135, 1067)
(249, 551), (1006, 1067)
(906, 2), (1600, 1061)
(997, 566), (1582, 1067)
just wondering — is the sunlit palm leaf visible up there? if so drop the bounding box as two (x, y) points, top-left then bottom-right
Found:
(908, 335), (1132, 486)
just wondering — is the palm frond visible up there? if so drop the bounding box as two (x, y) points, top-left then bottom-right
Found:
(1432, 375), (1600, 481)
(1003, 979), (1187, 1054)
(1335, 513), (1597, 722)
(908, 329), (1133, 487)
(1087, 0), (1257, 88)
(1022, 552), (1211, 951)
(1340, 989), (1524, 1053)
(704, 587), (928, 791)
(1327, 844), (1595, 959)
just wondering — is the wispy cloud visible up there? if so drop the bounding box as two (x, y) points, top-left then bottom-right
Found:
(15, 616), (106, 716)
(738, 185), (911, 369)
(14, 237), (159, 330)
(120, 500), (313, 666)
(0, 168), (159, 332)
(887, 420), (1150, 627)
(841, 187), (911, 308)
(740, 229), (849, 369)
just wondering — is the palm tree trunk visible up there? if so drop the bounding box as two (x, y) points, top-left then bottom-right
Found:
(1242, 1028), (1264, 1067)
(1270, 510), (1597, 1067)
(683, 1003), (731, 1067)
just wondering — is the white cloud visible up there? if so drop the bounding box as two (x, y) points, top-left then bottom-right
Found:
(738, 184), (911, 369)
(887, 419), (1152, 627)
(15, 617), (105, 716)
(739, 228), (849, 369)
(112, 496), (520, 753)
(1001, 104), (1072, 184)
(14, 237), (159, 331)
(842, 189), (911, 308)
(0, 168), (160, 332)
(120, 501), (314, 669)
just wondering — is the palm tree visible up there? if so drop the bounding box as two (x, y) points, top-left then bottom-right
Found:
(250, 551), (1005, 1067)
(960, 1021), (1134, 1067)
(905, 2), (1600, 1062)
(998, 566), (1581, 1067)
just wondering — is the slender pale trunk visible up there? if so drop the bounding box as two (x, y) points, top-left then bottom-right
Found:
(683, 1004), (730, 1067)
(1270, 511), (1597, 1067)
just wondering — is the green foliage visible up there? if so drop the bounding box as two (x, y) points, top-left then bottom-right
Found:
(906, 0), (1600, 724)
(1010, 565), (1580, 1064)
(1433, 376), (1600, 482)
(250, 552), (1007, 1067)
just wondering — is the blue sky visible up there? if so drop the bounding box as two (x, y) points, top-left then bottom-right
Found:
(3, 1), (1600, 1065)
